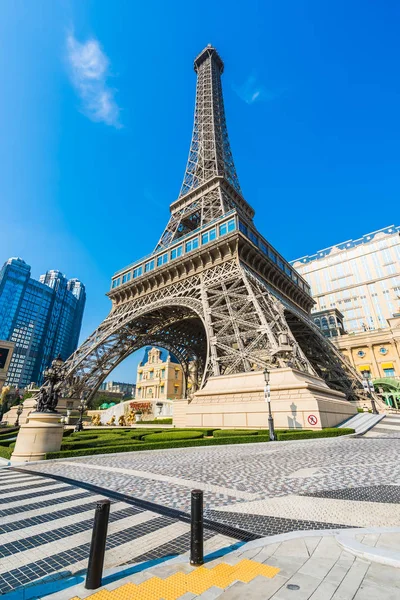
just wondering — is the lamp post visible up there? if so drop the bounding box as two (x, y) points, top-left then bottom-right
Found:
(263, 368), (275, 441)
(75, 393), (88, 432)
(362, 371), (378, 415)
(14, 404), (23, 427)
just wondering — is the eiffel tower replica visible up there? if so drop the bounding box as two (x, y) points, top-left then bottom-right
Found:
(59, 45), (362, 427)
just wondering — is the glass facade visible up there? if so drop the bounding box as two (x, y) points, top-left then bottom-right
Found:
(0, 258), (86, 388)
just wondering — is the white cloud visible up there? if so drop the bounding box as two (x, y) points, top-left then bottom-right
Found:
(66, 33), (121, 128)
(233, 74), (277, 105)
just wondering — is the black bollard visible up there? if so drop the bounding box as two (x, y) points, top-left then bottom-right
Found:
(190, 489), (204, 566)
(85, 499), (111, 589)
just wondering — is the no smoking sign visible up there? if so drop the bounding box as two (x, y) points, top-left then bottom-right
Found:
(307, 414), (318, 426)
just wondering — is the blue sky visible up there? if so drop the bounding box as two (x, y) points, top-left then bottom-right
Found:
(1, 1), (399, 383)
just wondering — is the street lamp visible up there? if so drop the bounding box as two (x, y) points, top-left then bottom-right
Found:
(75, 392), (88, 432)
(14, 404), (23, 427)
(362, 371), (378, 415)
(263, 368), (275, 441)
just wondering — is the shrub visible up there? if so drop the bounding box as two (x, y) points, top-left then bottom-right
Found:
(0, 428), (19, 440)
(143, 431), (204, 442)
(213, 429), (259, 437)
(0, 439), (16, 447)
(0, 446), (12, 460)
(46, 434), (270, 459)
(61, 435), (144, 450)
(62, 429), (74, 437)
(277, 428), (355, 441)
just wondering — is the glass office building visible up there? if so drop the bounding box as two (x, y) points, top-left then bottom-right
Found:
(0, 258), (86, 388)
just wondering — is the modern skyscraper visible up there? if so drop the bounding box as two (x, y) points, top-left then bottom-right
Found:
(0, 258), (86, 388)
(291, 226), (400, 334)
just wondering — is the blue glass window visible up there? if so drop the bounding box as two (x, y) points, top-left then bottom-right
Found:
(227, 218), (236, 232)
(133, 266), (143, 278)
(145, 260), (155, 273)
(201, 228), (216, 244)
(112, 278), (120, 288)
(185, 237), (199, 253)
(292, 273), (298, 284)
(249, 231), (258, 245)
(122, 273), (131, 284)
(239, 221), (248, 235)
(260, 241), (268, 254)
(268, 249), (277, 263)
(278, 259), (285, 270)
(170, 246), (183, 260)
(285, 265), (291, 277)
(219, 222), (228, 236)
(157, 253), (168, 267)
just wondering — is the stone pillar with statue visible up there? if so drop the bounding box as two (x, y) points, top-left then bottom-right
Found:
(11, 355), (65, 462)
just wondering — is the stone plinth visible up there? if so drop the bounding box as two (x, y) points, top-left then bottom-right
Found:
(175, 368), (357, 430)
(10, 412), (64, 462)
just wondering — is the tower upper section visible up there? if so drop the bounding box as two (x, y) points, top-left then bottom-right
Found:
(179, 45), (242, 198)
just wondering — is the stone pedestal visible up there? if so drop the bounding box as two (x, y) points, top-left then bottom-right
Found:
(174, 368), (357, 430)
(10, 412), (64, 463)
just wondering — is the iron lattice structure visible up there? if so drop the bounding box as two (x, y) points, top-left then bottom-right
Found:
(53, 45), (365, 402)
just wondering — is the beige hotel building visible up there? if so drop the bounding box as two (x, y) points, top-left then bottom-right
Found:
(291, 225), (400, 387)
(136, 347), (184, 400)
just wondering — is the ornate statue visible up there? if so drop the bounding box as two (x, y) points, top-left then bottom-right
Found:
(36, 355), (64, 413)
(106, 415), (116, 426)
(91, 413), (101, 426)
(118, 414), (126, 426)
(126, 410), (135, 425)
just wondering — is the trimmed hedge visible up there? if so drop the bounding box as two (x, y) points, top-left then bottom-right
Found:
(0, 439), (16, 448)
(61, 436), (143, 450)
(0, 428), (19, 440)
(277, 428), (355, 441)
(213, 429), (259, 438)
(0, 446), (12, 460)
(143, 431), (204, 442)
(46, 434), (271, 459)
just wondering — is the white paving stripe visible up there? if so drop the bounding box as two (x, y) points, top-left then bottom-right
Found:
(0, 510), (157, 574)
(0, 492), (106, 525)
(0, 501), (129, 544)
(373, 423), (400, 431)
(56, 461), (259, 501)
(103, 521), (189, 569)
(0, 478), (53, 493)
(0, 482), (67, 502)
(216, 494), (400, 527)
(0, 487), (91, 519)
(0, 474), (37, 484)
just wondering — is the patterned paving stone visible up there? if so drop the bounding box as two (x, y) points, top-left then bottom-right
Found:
(304, 484), (400, 504)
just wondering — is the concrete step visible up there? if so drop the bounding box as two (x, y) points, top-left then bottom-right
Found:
(339, 413), (385, 435)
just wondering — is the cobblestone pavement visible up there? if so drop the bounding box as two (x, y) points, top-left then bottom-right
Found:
(25, 435), (400, 535)
(0, 469), (235, 595)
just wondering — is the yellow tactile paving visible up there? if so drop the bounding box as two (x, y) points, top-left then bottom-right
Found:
(70, 559), (280, 599)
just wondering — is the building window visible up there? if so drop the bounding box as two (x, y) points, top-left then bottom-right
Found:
(170, 246), (183, 260)
(160, 369), (165, 379)
(259, 241), (268, 254)
(384, 368), (395, 377)
(227, 218), (236, 232)
(239, 221), (248, 235)
(133, 266), (143, 278)
(149, 371), (154, 379)
(249, 230), (258, 245)
(268, 249), (277, 263)
(379, 347), (388, 355)
(185, 237), (199, 253)
(112, 278), (120, 288)
(145, 260), (155, 273)
(157, 253), (168, 267)
(201, 228), (216, 245)
(175, 370), (179, 379)
(122, 273), (131, 284)
(160, 385), (164, 393)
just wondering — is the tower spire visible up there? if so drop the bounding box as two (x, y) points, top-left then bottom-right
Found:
(179, 45), (241, 197)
